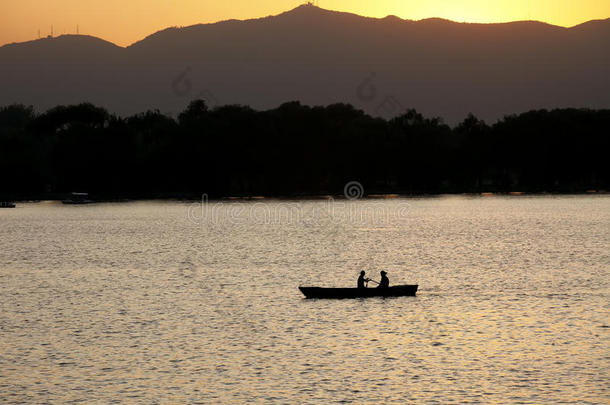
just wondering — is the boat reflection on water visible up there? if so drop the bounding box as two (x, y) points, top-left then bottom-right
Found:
(0, 201), (16, 208)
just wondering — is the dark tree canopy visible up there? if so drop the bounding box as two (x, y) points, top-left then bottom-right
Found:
(0, 101), (608, 200)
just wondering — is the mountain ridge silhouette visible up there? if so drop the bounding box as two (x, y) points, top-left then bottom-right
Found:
(1, 5), (609, 123)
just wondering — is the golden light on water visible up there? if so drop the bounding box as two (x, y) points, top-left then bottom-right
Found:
(1, 0), (609, 47)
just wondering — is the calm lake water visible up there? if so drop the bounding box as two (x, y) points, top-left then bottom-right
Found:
(1, 196), (608, 404)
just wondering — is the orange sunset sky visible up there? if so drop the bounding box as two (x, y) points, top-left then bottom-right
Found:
(1, 0), (609, 47)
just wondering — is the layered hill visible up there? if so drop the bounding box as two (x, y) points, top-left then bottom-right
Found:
(1, 5), (609, 123)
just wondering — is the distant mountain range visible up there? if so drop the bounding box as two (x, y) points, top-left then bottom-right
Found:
(1, 5), (609, 124)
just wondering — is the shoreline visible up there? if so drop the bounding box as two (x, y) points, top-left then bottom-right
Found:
(5, 190), (608, 204)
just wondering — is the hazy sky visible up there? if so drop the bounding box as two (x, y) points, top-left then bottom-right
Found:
(2, 0), (609, 47)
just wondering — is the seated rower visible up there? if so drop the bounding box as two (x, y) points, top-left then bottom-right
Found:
(357, 270), (371, 289)
(377, 271), (389, 289)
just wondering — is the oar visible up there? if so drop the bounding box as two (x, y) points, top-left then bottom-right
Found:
(367, 279), (380, 285)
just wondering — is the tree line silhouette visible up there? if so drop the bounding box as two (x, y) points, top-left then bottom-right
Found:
(0, 101), (608, 199)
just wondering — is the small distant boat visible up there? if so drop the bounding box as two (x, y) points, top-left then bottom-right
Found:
(62, 192), (93, 205)
(299, 285), (418, 299)
(0, 201), (16, 208)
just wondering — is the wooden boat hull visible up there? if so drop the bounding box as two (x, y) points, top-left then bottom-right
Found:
(299, 285), (418, 299)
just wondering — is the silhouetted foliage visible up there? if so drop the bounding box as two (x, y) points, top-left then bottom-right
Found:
(0, 101), (608, 199)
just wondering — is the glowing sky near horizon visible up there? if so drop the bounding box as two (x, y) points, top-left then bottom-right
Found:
(1, 0), (609, 47)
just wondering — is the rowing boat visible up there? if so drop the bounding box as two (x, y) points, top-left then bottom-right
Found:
(299, 285), (418, 299)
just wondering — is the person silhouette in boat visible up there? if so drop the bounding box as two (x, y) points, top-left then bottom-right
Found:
(377, 271), (389, 289)
(357, 270), (371, 288)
